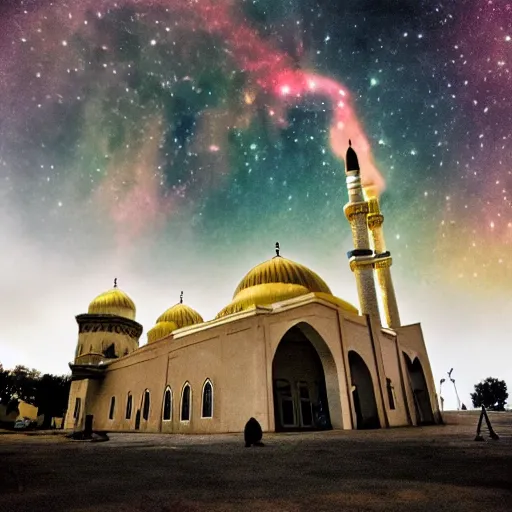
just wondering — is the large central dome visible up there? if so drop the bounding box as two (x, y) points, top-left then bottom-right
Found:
(216, 251), (342, 318)
(233, 255), (332, 297)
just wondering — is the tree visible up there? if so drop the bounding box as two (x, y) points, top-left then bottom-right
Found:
(0, 365), (40, 405)
(471, 377), (508, 411)
(0, 363), (71, 426)
(35, 374), (71, 427)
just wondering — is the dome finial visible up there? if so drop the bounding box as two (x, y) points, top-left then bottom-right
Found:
(275, 242), (280, 257)
(180, 291), (183, 304)
(113, 277), (118, 288)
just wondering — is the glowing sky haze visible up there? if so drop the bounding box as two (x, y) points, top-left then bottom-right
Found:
(0, 0), (511, 410)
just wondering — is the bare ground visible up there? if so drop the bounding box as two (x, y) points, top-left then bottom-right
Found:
(0, 412), (511, 512)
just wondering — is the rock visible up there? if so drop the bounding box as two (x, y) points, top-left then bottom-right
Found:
(244, 417), (263, 447)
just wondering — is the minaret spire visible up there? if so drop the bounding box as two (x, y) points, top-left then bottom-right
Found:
(343, 142), (380, 319)
(346, 139), (360, 171)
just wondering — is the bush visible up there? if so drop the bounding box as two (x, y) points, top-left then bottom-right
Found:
(470, 377), (508, 411)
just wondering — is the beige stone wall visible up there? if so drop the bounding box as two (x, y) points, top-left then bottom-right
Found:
(341, 316), (387, 428)
(94, 341), (168, 432)
(64, 379), (93, 430)
(396, 323), (441, 424)
(378, 331), (410, 426)
(82, 315), (269, 434)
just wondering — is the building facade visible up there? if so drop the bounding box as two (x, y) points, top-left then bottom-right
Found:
(64, 145), (441, 433)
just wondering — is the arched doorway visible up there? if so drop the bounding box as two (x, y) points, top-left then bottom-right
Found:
(348, 351), (380, 429)
(403, 353), (434, 425)
(272, 325), (337, 431)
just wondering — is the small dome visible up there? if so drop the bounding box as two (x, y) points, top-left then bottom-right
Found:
(217, 248), (352, 318)
(147, 321), (178, 344)
(88, 281), (136, 320)
(147, 295), (204, 344)
(157, 303), (204, 328)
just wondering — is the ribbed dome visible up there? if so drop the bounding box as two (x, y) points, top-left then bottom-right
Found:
(88, 284), (136, 320)
(147, 301), (203, 344)
(147, 321), (178, 344)
(157, 303), (204, 328)
(217, 254), (343, 318)
(233, 255), (331, 296)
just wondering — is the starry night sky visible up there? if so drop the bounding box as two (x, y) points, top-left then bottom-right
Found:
(0, 0), (510, 409)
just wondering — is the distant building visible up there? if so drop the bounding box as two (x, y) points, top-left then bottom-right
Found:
(0, 400), (38, 424)
(65, 144), (441, 433)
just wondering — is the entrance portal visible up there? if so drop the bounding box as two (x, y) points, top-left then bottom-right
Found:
(403, 354), (434, 425)
(348, 351), (380, 429)
(272, 326), (332, 431)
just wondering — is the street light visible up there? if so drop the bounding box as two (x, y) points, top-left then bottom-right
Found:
(439, 378), (446, 411)
(448, 368), (461, 410)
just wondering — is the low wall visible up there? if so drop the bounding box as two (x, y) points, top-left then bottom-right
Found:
(443, 410), (512, 430)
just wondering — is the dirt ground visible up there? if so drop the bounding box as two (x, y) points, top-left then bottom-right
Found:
(1, 412), (511, 512)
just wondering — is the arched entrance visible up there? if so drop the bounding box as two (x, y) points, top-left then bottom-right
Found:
(403, 353), (434, 425)
(348, 351), (379, 429)
(272, 324), (338, 431)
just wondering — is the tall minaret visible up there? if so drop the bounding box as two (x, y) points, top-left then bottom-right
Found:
(366, 197), (401, 328)
(343, 141), (380, 320)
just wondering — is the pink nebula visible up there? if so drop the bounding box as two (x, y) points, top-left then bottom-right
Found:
(1, 0), (386, 247)
(270, 69), (385, 195)
(179, 0), (385, 194)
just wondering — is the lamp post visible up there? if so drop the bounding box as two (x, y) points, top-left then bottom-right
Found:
(439, 378), (445, 411)
(448, 368), (461, 411)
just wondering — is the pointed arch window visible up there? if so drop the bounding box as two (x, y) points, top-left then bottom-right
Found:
(109, 396), (116, 420)
(163, 387), (172, 421)
(142, 390), (151, 421)
(201, 379), (213, 418)
(126, 393), (133, 419)
(181, 383), (191, 422)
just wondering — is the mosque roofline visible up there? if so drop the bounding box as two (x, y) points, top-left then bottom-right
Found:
(380, 327), (398, 337)
(171, 292), (361, 339)
(100, 294), (366, 370)
(393, 322), (422, 330)
(68, 363), (108, 380)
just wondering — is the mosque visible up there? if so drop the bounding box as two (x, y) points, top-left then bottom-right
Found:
(64, 144), (441, 433)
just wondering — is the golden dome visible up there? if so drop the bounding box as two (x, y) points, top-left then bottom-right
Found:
(88, 280), (136, 320)
(147, 321), (178, 344)
(157, 303), (204, 328)
(217, 247), (355, 318)
(147, 294), (204, 344)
